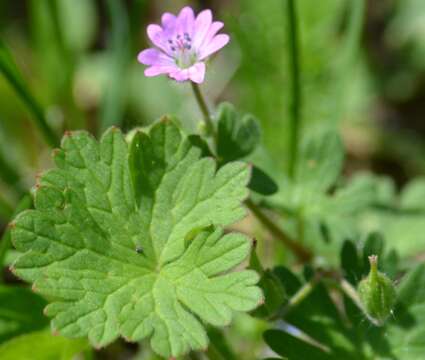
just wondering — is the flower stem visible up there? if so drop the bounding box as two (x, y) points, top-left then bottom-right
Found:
(0, 40), (59, 148)
(246, 199), (312, 263)
(191, 82), (216, 137)
(285, 0), (301, 179)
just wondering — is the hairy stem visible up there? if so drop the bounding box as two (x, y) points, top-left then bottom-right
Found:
(191, 82), (216, 138)
(285, 0), (302, 178)
(246, 199), (312, 263)
(0, 40), (59, 148)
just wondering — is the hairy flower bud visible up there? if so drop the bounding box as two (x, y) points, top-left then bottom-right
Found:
(358, 255), (396, 326)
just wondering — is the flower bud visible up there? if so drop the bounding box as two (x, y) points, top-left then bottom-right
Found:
(358, 255), (396, 326)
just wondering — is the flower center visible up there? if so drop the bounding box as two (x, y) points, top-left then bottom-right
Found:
(168, 33), (196, 69)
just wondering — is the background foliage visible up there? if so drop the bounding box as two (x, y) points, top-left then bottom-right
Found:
(1, 0), (425, 359)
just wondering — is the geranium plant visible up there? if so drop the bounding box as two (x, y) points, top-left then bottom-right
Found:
(0, 1), (424, 360)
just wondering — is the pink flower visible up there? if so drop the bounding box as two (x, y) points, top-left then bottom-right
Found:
(137, 7), (230, 84)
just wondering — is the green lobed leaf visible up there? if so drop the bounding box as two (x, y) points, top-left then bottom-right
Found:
(0, 329), (88, 360)
(267, 132), (379, 261)
(10, 120), (262, 358)
(357, 175), (425, 257)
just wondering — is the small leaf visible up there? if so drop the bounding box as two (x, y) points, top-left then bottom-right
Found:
(216, 102), (261, 163)
(273, 266), (302, 296)
(0, 329), (88, 360)
(264, 328), (331, 360)
(10, 121), (262, 358)
(340, 240), (361, 284)
(252, 270), (286, 318)
(248, 166), (278, 195)
(188, 134), (214, 158)
(206, 326), (238, 360)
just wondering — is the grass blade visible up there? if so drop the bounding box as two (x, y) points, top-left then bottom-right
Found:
(0, 39), (59, 147)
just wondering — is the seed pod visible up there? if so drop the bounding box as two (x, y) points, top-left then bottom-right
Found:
(358, 255), (396, 326)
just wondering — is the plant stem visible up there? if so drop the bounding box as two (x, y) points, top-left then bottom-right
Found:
(191, 82), (216, 138)
(270, 275), (320, 321)
(0, 40), (59, 148)
(340, 278), (364, 313)
(246, 199), (312, 263)
(285, 0), (301, 178)
(287, 279), (315, 308)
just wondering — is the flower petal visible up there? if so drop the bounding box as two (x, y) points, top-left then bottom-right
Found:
(137, 48), (174, 66)
(189, 62), (206, 84)
(145, 64), (177, 77)
(169, 68), (190, 82)
(176, 6), (195, 36)
(161, 12), (177, 31)
(192, 9), (212, 48)
(201, 21), (224, 47)
(147, 24), (171, 54)
(199, 34), (230, 60)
